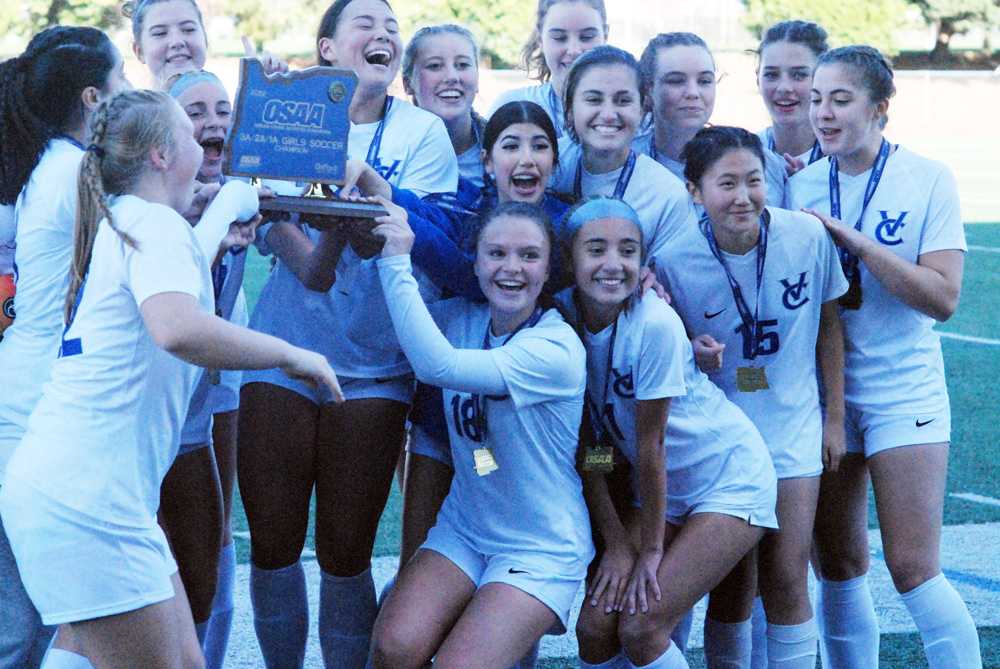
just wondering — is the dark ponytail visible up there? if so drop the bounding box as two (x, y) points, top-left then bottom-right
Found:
(0, 26), (116, 205)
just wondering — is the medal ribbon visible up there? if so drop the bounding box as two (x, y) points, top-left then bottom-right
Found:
(699, 211), (769, 360)
(828, 138), (890, 278)
(472, 307), (544, 439)
(364, 95), (394, 167)
(573, 150), (637, 202)
(582, 313), (619, 447)
(547, 84), (564, 137)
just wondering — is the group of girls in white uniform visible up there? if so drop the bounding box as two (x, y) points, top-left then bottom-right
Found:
(0, 0), (982, 667)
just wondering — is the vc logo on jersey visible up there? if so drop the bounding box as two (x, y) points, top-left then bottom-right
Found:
(611, 368), (635, 399)
(371, 158), (401, 182)
(875, 210), (908, 246)
(779, 272), (809, 310)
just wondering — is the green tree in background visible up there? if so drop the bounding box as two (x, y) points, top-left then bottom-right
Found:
(742, 0), (912, 53)
(908, 0), (999, 60)
(1, 0), (122, 36)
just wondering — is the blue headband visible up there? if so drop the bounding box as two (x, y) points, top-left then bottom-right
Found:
(564, 197), (642, 242)
(168, 70), (225, 99)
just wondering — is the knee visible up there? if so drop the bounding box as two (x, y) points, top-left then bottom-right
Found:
(618, 611), (667, 657)
(885, 553), (938, 593)
(369, 625), (426, 669)
(815, 543), (870, 581)
(575, 607), (620, 652)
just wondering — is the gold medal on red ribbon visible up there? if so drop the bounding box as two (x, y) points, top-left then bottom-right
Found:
(736, 366), (769, 392)
(473, 447), (499, 476)
(583, 445), (614, 473)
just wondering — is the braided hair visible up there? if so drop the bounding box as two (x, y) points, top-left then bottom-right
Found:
(67, 90), (179, 321)
(0, 26), (117, 205)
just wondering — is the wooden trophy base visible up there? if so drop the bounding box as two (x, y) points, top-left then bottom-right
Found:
(259, 195), (386, 228)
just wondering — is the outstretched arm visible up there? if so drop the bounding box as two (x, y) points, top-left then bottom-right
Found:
(372, 198), (507, 395)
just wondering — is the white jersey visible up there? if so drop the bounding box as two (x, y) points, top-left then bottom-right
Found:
(457, 119), (485, 189)
(789, 147), (966, 413)
(558, 291), (778, 521)
(247, 97), (458, 382)
(0, 139), (82, 474)
(488, 82), (567, 138)
(633, 133), (789, 208)
(3, 195), (213, 524)
(657, 207), (848, 478)
(377, 254), (593, 570)
(551, 139), (696, 261)
(0, 204), (14, 275)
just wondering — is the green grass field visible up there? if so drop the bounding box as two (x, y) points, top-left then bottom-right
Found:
(231, 223), (1000, 668)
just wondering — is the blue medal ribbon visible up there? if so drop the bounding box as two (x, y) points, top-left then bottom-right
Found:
(472, 307), (543, 439)
(364, 95), (394, 167)
(829, 138), (890, 278)
(547, 84), (564, 137)
(699, 211), (769, 360)
(582, 313), (619, 447)
(573, 150), (636, 202)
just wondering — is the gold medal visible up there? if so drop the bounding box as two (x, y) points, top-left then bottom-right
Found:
(583, 445), (614, 473)
(473, 447), (499, 476)
(737, 366), (770, 392)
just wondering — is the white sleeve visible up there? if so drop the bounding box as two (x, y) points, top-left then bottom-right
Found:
(192, 181), (259, 260)
(489, 324), (584, 409)
(126, 209), (204, 307)
(635, 301), (687, 400)
(918, 165), (966, 255)
(377, 254), (507, 394)
(397, 116), (459, 197)
(649, 184), (697, 261)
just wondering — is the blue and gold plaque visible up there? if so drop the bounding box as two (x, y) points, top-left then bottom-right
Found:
(225, 58), (385, 220)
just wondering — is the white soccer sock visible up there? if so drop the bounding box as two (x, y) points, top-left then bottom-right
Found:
(250, 561), (308, 669)
(817, 573), (880, 668)
(750, 597), (768, 669)
(626, 642), (689, 669)
(765, 618), (816, 668)
(319, 567), (378, 669)
(579, 651), (627, 668)
(703, 616), (751, 669)
(41, 649), (94, 669)
(203, 540), (236, 669)
(901, 572), (982, 669)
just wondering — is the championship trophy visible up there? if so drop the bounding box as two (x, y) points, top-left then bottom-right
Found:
(223, 58), (386, 224)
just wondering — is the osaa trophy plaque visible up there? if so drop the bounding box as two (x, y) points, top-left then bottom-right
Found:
(224, 58), (385, 223)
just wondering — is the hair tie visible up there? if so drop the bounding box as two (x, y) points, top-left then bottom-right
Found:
(167, 70), (225, 99)
(563, 196), (642, 245)
(86, 144), (105, 158)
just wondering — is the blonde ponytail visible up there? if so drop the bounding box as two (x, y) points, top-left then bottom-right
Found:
(65, 89), (178, 321)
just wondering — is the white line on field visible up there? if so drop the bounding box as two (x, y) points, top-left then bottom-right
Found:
(969, 245), (1000, 254)
(950, 492), (1000, 508)
(937, 331), (1000, 346)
